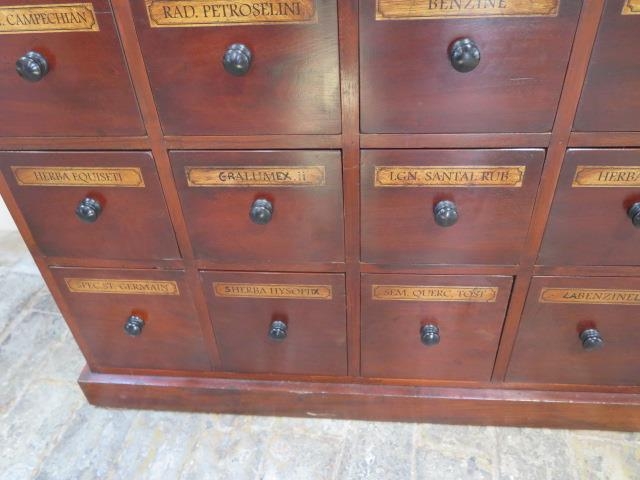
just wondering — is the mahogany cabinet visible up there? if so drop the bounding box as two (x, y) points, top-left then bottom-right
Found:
(2, 0), (640, 431)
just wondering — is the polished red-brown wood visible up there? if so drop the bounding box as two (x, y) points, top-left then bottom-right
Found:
(129, 0), (340, 135)
(201, 271), (347, 376)
(50, 267), (212, 372)
(507, 276), (640, 386)
(538, 149), (640, 266)
(574, 0), (640, 132)
(0, 151), (180, 261)
(361, 149), (544, 265)
(359, 0), (582, 133)
(361, 274), (512, 381)
(0, 0), (144, 137)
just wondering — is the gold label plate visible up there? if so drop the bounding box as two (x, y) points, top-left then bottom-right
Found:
(374, 166), (525, 187)
(376, 0), (559, 20)
(372, 285), (498, 302)
(0, 3), (99, 34)
(214, 282), (332, 299)
(540, 288), (640, 305)
(186, 166), (325, 187)
(12, 166), (145, 187)
(146, 0), (317, 28)
(572, 166), (640, 187)
(622, 0), (640, 14)
(65, 278), (180, 295)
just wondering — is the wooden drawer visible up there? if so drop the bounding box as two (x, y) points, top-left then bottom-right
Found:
(0, 0), (144, 136)
(201, 271), (347, 376)
(50, 267), (211, 372)
(574, 0), (640, 132)
(360, 0), (581, 134)
(131, 0), (340, 135)
(361, 149), (543, 265)
(171, 150), (344, 265)
(506, 276), (640, 386)
(0, 151), (180, 261)
(361, 274), (512, 381)
(539, 149), (640, 266)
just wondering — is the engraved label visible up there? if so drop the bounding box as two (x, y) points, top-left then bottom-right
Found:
(186, 166), (326, 187)
(65, 278), (180, 295)
(540, 288), (640, 305)
(0, 3), (99, 34)
(374, 166), (525, 187)
(146, 0), (317, 28)
(11, 166), (145, 187)
(572, 166), (640, 187)
(372, 285), (498, 302)
(213, 282), (332, 299)
(376, 0), (559, 20)
(622, 0), (640, 14)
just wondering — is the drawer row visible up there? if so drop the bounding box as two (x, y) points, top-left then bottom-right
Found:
(51, 267), (640, 387)
(4, 148), (640, 266)
(1, 0), (639, 136)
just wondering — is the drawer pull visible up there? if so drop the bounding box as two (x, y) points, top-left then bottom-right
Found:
(433, 200), (458, 227)
(449, 38), (480, 73)
(16, 51), (49, 82)
(420, 324), (440, 346)
(124, 315), (145, 337)
(268, 319), (288, 341)
(75, 197), (102, 223)
(223, 43), (252, 76)
(628, 203), (640, 228)
(250, 198), (273, 225)
(579, 328), (604, 351)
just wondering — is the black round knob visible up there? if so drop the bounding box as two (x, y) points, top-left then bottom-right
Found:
(223, 43), (252, 76)
(124, 315), (145, 337)
(16, 51), (49, 82)
(433, 200), (458, 227)
(579, 328), (603, 351)
(75, 197), (102, 223)
(268, 319), (288, 341)
(420, 324), (440, 346)
(250, 198), (273, 225)
(449, 38), (481, 73)
(628, 203), (640, 228)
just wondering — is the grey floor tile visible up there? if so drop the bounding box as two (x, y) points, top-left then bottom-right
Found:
(0, 272), (46, 341)
(567, 433), (640, 480)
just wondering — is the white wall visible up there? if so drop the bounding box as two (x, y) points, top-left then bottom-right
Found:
(0, 197), (18, 231)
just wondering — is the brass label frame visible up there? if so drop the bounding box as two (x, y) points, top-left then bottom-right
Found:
(11, 166), (145, 187)
(213, 282), (333, 299)
(146, 0), (317, 28)
(186, 166), (326, 187)
(376, 0), (559, 20)
(374, 166), (525, 187)
(572, 166), (640, 187)
(622, 0), (640, 14)
(539, 288), (640, 305)
(0, 3), (99, 34)
(65, 278), (180, 295)
(372, 285), (499, 302)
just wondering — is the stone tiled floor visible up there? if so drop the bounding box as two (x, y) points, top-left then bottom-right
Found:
(0, 231), (639, 479)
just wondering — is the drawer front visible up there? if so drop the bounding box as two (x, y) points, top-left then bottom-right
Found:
(361, 149), (544, 265)
(172, 150), (344, 264)
(131, 0), (340, 135)
(0, 0), (144, 136)
(574, 0), (640, 132)
(0, 151), (180, 261)
(506, 276), (640, 386)
(360, 0), (581, 133)
(201, 271), (347, 376)
(50, 267), (211, 371)
(361, 274), (512, 381)
(539, 149), (640, 266)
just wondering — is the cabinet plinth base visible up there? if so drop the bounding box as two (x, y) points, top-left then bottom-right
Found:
(78, 367), (640, 431)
